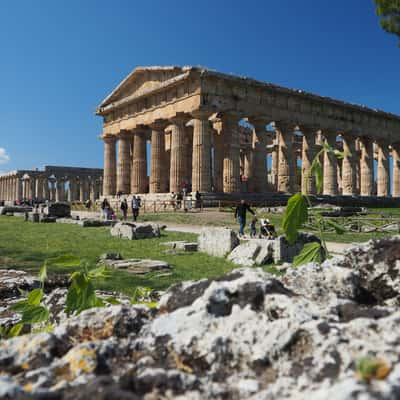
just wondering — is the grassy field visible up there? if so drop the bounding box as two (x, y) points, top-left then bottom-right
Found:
(0, 216), (239, 295)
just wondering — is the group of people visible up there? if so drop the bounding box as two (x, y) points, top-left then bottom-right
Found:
(101, 196), (142, 221)
(234, 199), (276, 239)
(170, 190), (202, 210)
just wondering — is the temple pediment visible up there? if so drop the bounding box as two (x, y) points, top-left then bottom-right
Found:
(97, 66), (191, 112)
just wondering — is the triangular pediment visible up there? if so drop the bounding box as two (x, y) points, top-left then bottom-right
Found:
(97, 66), (191, 111)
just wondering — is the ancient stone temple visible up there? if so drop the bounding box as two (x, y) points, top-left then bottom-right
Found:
(96, 66), (400, 200)
(0, 166), (103, 203)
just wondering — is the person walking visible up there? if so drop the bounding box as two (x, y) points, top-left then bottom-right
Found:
(120, 198), (128, 221)
(234, 199), (255, 237)
(131, 195), (140, 222)
(101, 198), (110, 221)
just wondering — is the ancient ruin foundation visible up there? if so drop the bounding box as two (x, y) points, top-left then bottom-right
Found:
(93, 66), (398, 200)
(0, 166), (103, 203)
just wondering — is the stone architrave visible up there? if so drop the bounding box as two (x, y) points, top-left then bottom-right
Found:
(103, 135), (117, 196)
(220, 113), (241, 193)
(249, 117), (269, 193)
(191, 110), (212, 193)
(169, 114), (187, 193)
(275, 122), (295, 193)
(116, 131), (132, 195)
(359, 137), (374, 196)
(322, 130), (338, 196)
(341, 134), (357, 196)
(377, 141), (390, 197)
(392, 144), (400, 198)
(149, 120), (167, 193)
(131, 128), (147, 194)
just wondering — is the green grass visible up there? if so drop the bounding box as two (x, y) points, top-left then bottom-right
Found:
(0, 216), (238, 295)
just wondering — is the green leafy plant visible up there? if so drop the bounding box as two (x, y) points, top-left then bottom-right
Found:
(356, 356), (391, 382)
(130, 286), (158, 308)
(282, 143), (346, 266)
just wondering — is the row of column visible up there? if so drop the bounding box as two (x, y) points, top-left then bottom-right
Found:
(102, 113), (400, 198)
(0, 175), (102, 203)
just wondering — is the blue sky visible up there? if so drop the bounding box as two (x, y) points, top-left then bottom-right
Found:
(0, 0), (399, 172)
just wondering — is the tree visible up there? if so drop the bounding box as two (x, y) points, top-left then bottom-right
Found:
(374, 0), (400, 45)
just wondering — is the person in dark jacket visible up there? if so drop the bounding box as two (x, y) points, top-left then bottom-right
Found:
(120, 198), (128, 220)
(234, 200), (255, 237)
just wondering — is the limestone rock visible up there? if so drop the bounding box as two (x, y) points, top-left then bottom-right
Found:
(162, 241), (198, 252)
(110, 222), (161, 240)
(45, 202), (71, 218)
(227, 240), (274, 266)
(198, 227), (239, 257)
(101, 258), (170, 274)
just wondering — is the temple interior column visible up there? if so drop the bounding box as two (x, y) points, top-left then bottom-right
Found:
(131, 128), (148, 194)
(68, 177), (77, 202)
(250, 118), (269, 193)
(355, 139), (361, 195)
(185, 125), (193, 188)
(270, 140), (278, 191)
(116, 131), (132, 195)
(149, 120), (167, 193)
(301, 127), (317, 195)
(322, 130), (339, 196)
(191, 111), (212, 193)
(213, 128), (224, 192)
(221, 113), (241, 193)
(359, 137), (374, 196)
(275, 122), (295, 193)
(169, 115), (187, 193)
(392, 143), (400, 198)
(341, 134), (357, 196)
(80, 178), (89, 202)
(102, 135), (117, 196)
(377, 140), (390, 197)
(243, 149), (252, 192)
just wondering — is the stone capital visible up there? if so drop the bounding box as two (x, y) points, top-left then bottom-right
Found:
(247, 116), (271, 131)
(149, 119), (168, 131)
(191, 110), (213, 120)
(118, 130), (133, 140)
(169, 112), (190, 125)
(101, 134), (117, 143)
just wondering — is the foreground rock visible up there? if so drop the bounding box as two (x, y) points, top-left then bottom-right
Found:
(110, 222), (161, 240)
(4, 237), (400, 399)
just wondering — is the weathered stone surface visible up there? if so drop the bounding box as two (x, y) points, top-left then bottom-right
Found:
(274, 232), (321, 263)
(5, 237), (400, 398)
(198, 227), (239, 257)
(0, 270), (38, 299)
(110, 222), (161, 240)
(45, 202), (71, 218)
(227, 239), (275, 266)
(0, 206), (32, 215)
(162, 241), (198, 252)
(101, 258), (170, 274)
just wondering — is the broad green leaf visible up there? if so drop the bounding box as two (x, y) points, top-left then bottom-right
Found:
(47, 254), (81, 268)
(333, 149), (345, 159)
(311, 158), (323, 194)
(322, 142), (332, 152)
(283, 193), (308, 245)
(293, 242), (324, 267)
(325, 219), (346, 234)
(88, 266), (109, 279)
(10, 300), (29, 312)
(104, 296), (121, 305)
(38, 261), (47, 284)
(27, 288), (43, 305)
(21, 305), (49, 324)
(8, 323), (24, 337)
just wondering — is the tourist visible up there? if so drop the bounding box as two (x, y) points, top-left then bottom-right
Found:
(131, 195), (140, 222)
(234, 199), (255, 237)
(250, 217), (257, 238)
(101, 198), (110, 220)
(170, 192), (176, 209)
(260, 218), (277, 239)
(120, 198), (128, 220)
(195, 190), (202, 209)
(176, 191), (183, 209)
(85, 199), (92, 209)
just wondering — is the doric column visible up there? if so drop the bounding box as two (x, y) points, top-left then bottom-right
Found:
(322, 130), (338, 196)
(185, 126), (193, 187)
(42, 178), (49, 200)
(220, 113), (241, 193)
(249, 117), (269, 193)
(301, 127), (318, 195)
(68, 177), (77, 202)
(275, 122), (295, 193)
(341, 134), (357, 196)
(213, 130), (224, 192)
(55, 179), (63, 202)
(169, 114), (188, 193)
(102, 134), (117, 196)
(116, 131), (132, 194)
(191, 110), (212, 193)
(359, 137), (374, 196)
(149, 120), (167, 193)
(270, 141), (278, 191)
(392, 144), (400, 198)
(80, 178), (89, 202)
(243, 149), (252, 192)
(377, 140), (390, 197)
(131, 127), (147, 194)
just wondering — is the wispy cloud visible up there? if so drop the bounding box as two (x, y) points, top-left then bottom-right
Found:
(0, 148), (10, 165)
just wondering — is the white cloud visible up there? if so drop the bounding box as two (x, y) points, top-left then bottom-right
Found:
(0, 148), (10, 165)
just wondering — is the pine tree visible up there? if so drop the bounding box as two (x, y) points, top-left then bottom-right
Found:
(374, 0), (400, 45)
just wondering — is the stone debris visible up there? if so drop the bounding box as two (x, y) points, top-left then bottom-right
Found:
(0, 206), (32, 215)
(56, 217), (115, 227)
(3, 237), (400, 398)
(110, 222), (161, 240)
(162, 241), (198, 252)
(227, 239), (274, 266)
(44, 202), (71, 218)
(198, 227), (239, 257)
(100, 258), (170, 274)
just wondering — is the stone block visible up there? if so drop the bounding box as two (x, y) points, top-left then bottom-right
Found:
(101, 258), (170, 274)
(162, 241), (198, 252)
(198, 227), (239, 257)
(28, 212), (40, 223)
(273, 232), (320, 263)
(45, 202), (71, 218)
(227, 239), (274, 267)
(110, 222), (161, 240)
